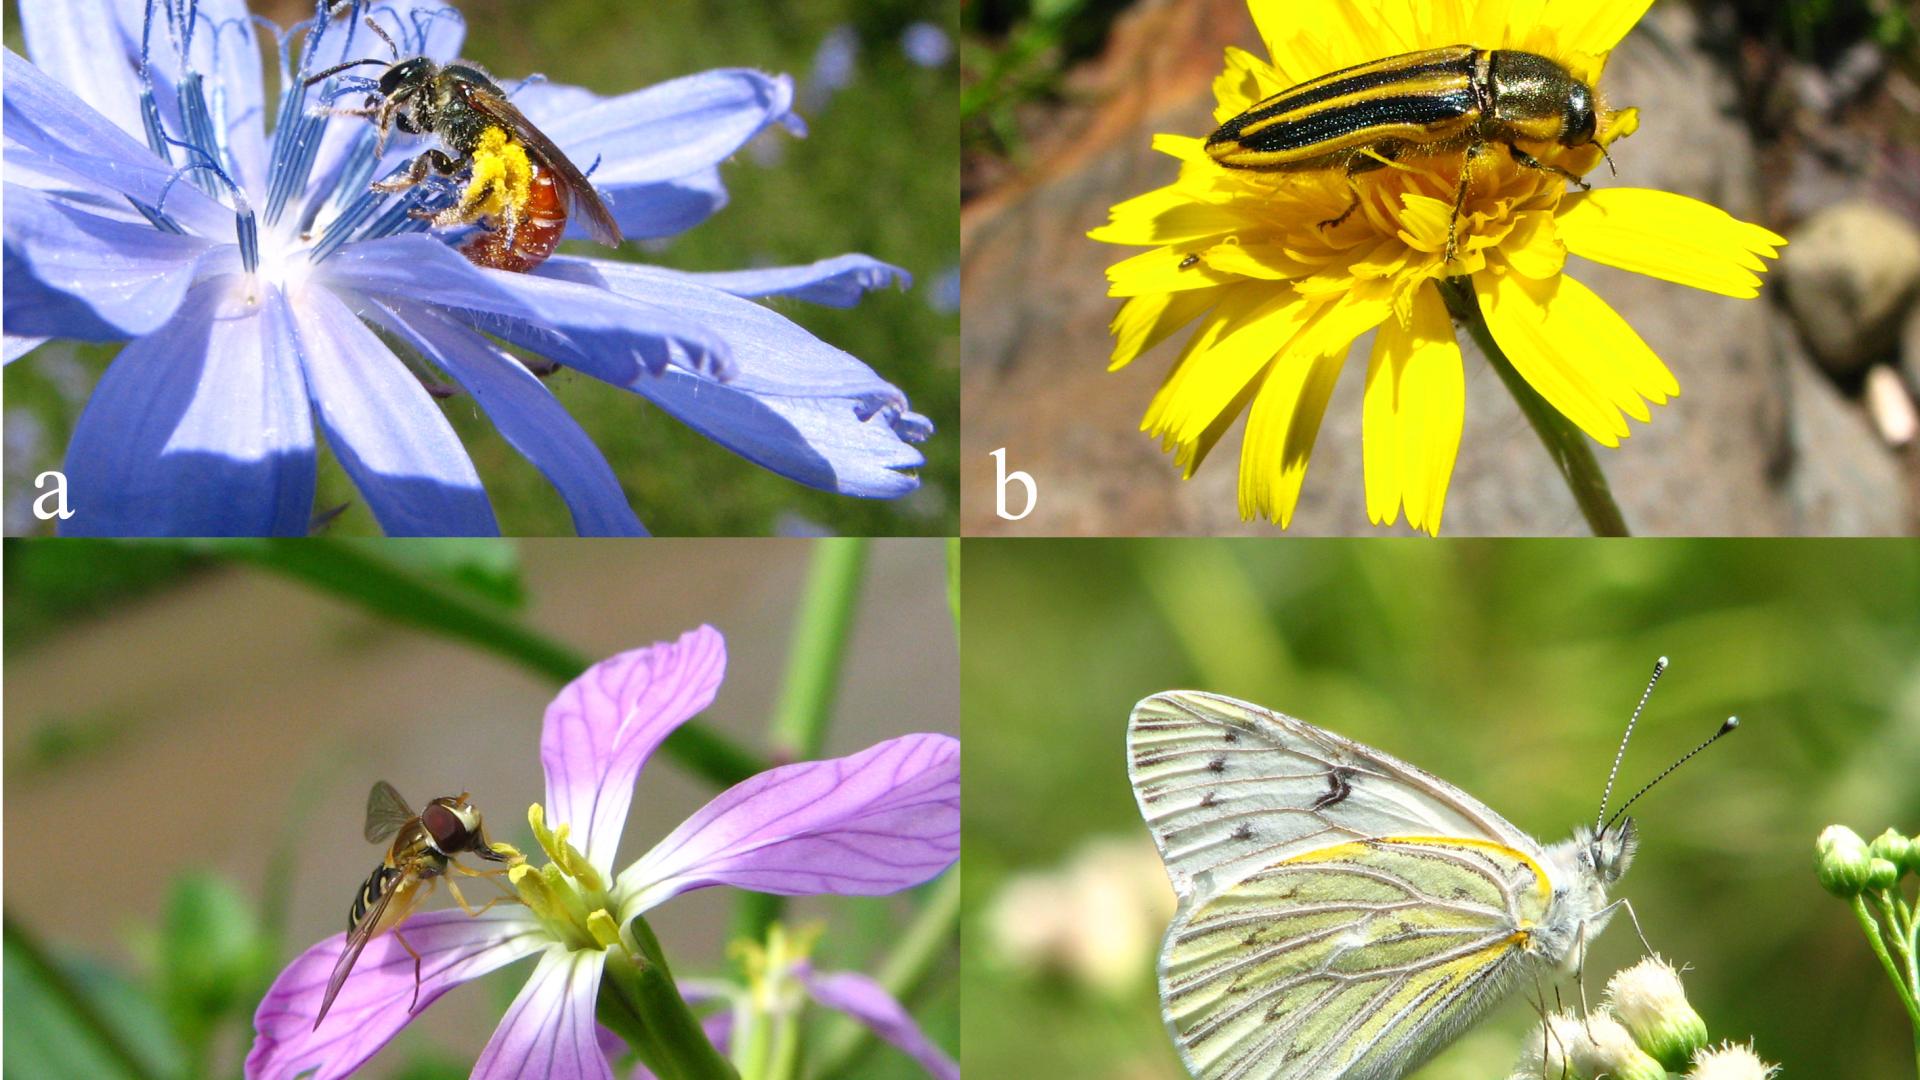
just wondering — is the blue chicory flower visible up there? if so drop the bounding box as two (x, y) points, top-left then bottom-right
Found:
(4, 0), (931, 536)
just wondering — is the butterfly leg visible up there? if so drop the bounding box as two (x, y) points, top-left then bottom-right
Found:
(1600, 896), (1656, 955)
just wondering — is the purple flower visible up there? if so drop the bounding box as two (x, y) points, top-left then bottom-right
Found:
(5, 0), (930, 537)
(246, 626), (959, 1079)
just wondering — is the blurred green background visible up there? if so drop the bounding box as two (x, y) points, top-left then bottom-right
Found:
(3, 0), (957, 536)
(962, 539), (1920, 1079)
(3, 537), (958, 1079)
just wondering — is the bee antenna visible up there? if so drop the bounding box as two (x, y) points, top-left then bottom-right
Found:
(303, 56), (387, 86)
(1603, 716), (1739, 838)
(1596, 656), (1666, 834)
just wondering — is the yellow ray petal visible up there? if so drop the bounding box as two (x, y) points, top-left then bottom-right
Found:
(1537, 273), (1680, 403)
(1543, 0), (1656, 57)
(1090, 187), (1246, 247)
(1110, 288), (1219, 371)
(1475, 270), (1628, 446)
(1107, 247), (1240, 297)
(1556, 188), (1785, 299)
(1238, 347), (1347, 526)
(1166, 290), (1319, 442)
(1365, 283), (1465, 534)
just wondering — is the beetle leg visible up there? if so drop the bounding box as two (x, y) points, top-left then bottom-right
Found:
(1446, 142), (1488, 263)
(1505, 143), (1591, 191)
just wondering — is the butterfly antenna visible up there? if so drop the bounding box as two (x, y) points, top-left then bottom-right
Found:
(1596, 656), (1667, 834)
(1603, 716), (1740, 838)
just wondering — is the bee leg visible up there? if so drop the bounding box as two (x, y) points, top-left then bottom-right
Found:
(392, 928), (425, 1013)
(373, 150), (458, 194)
(1505, 144), (1591, 191)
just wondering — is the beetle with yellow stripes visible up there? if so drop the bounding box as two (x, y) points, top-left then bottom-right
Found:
(1205, 46), (1614, 259)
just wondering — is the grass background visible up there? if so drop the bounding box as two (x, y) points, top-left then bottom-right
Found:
(961, 539), (1920, 1079)
(4, 0), (957, 536)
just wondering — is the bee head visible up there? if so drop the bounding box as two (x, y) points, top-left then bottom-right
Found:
(377, 56), (435, 98)
(422, 793), (503, 859)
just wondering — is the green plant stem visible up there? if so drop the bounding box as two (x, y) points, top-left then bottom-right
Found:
(1436, 277), (1631, 537)
(233, 539), (763, 787)
(602, 918), (739, 1080)
(811, 872), (960, 1080)
(1852, 895), (1920, 1034)
(736, 539), (870, 942)
(2, 915), (159, 1080)
(945, 538), (960, 643)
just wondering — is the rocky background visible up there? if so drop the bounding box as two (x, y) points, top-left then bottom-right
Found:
(960, 0), (1920, 535)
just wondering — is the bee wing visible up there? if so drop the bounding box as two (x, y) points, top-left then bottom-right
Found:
(314, 866), (427, 1029)
(454, 81), (624, 248)
(364, 781), (414, 844)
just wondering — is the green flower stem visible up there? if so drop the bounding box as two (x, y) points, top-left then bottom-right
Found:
(736, 538), (871, 941)
(1437, 277), (1631, 537)
(811, 872), (960, 1080)
(946, 538), (960, 643)
(1852, 895), (1920, 1036)
(602, 918), (739, 1080)
(234, 540), (764, 787)
(2, 915), (159, 1080)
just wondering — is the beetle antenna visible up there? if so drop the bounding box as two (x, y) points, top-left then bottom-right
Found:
(1604, 716), (1739, 838)
(1596, 656), (1666, 834)
(304, 56), (387, 85)
(1599, 142), (1617, 177)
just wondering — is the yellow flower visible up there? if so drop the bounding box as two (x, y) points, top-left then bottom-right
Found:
(1091, 0), (1785, 535)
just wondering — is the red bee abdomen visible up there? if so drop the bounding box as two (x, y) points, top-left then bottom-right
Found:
(461, 160), (570, 273)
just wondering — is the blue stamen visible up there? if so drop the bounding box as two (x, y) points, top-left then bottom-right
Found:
(176, 73), (227, 196)
(129, 199), (188, 234)
(307, 173), (396, 263)
(139, 91), (175, 163)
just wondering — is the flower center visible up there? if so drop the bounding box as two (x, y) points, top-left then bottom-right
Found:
(733, 923), (821, 1015)
(505, 803), (625, 953)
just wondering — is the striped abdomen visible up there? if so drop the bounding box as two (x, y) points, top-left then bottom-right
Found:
(1207, 45), (1483, 170)
(349, 864), (400, 932)
(461, 157), (569, 273)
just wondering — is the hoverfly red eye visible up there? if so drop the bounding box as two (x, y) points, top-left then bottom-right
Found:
(421, 802), (473, 852)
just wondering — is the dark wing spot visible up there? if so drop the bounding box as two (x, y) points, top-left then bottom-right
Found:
(1208, 757), (1227, 773)
(1222, 729), (1239, 743)
(1309, 765), (1356, 810)
(1199, 791), (1219, 808)
(1232, 824), (1254, 841)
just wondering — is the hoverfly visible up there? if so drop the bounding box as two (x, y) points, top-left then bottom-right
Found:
(306, 15), (622, 272)
(314, 781), (510, 1029)
(1204, 46), (1612, 258)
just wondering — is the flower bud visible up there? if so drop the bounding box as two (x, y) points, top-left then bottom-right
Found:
(1511, 1012), (1590, 1080)
(1687, 1040), (1779, 1079)
(1568, 1011), (1668, 1080)
(1606, 955), (1708, 1070)
(1868, 857), (1900, 891)
(1816, 825), (1872, 896)
(1870, 828), (1913, 874)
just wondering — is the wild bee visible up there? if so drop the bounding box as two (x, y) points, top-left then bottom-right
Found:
(314, 782), (510, 1029)
(306, 17), (622, 272)
(1205, 46), (1612, 257)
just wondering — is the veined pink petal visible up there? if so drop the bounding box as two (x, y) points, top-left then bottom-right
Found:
(245, 909), (547, 1080)
(542, 625), (727, 872)
(615, 734), (959, 913)
(473, 947), (612, 1080)
(800, 967), (958, 1080)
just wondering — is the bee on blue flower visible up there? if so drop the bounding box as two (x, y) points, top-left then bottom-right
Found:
(4, 0), (932, 536)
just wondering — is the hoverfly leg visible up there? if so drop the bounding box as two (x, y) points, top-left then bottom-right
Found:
(392, 928), (425, 1013)
(443, 876), (514, 918)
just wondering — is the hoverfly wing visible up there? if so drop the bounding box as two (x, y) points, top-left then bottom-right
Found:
(364, 780), (414, 844)
(453, 80), (623, 247)
(315, 879), (392, 1028)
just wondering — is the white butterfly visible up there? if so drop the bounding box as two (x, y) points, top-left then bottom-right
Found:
(1127, 671), (1730, 1080)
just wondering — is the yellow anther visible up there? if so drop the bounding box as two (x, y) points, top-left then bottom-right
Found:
(586, 909), (624, 952)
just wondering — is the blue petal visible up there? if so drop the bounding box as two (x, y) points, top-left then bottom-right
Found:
(107, 0), (270, 196)
(287, 284), (498, 537)
(541, 257), (928, 498)
(522, 69), (797, 188)
(665, 254), (912, 308)
(60, 280), (317, 536)
(639, 370), (925, 498)
(4, 48), (233, 236)
(320, 234), (733, 384)
(570, 168), (728, 243)
(18, 0), (148, 143)
(5, 335), (48, 363)
(5, 182), (220, 339)
(368, 297), (648, 537)
(541, 257), (912, 405)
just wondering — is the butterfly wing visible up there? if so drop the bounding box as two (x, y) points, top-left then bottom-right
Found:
(364, 781), (414, 844)
(1128, 691), (1556, 1080)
